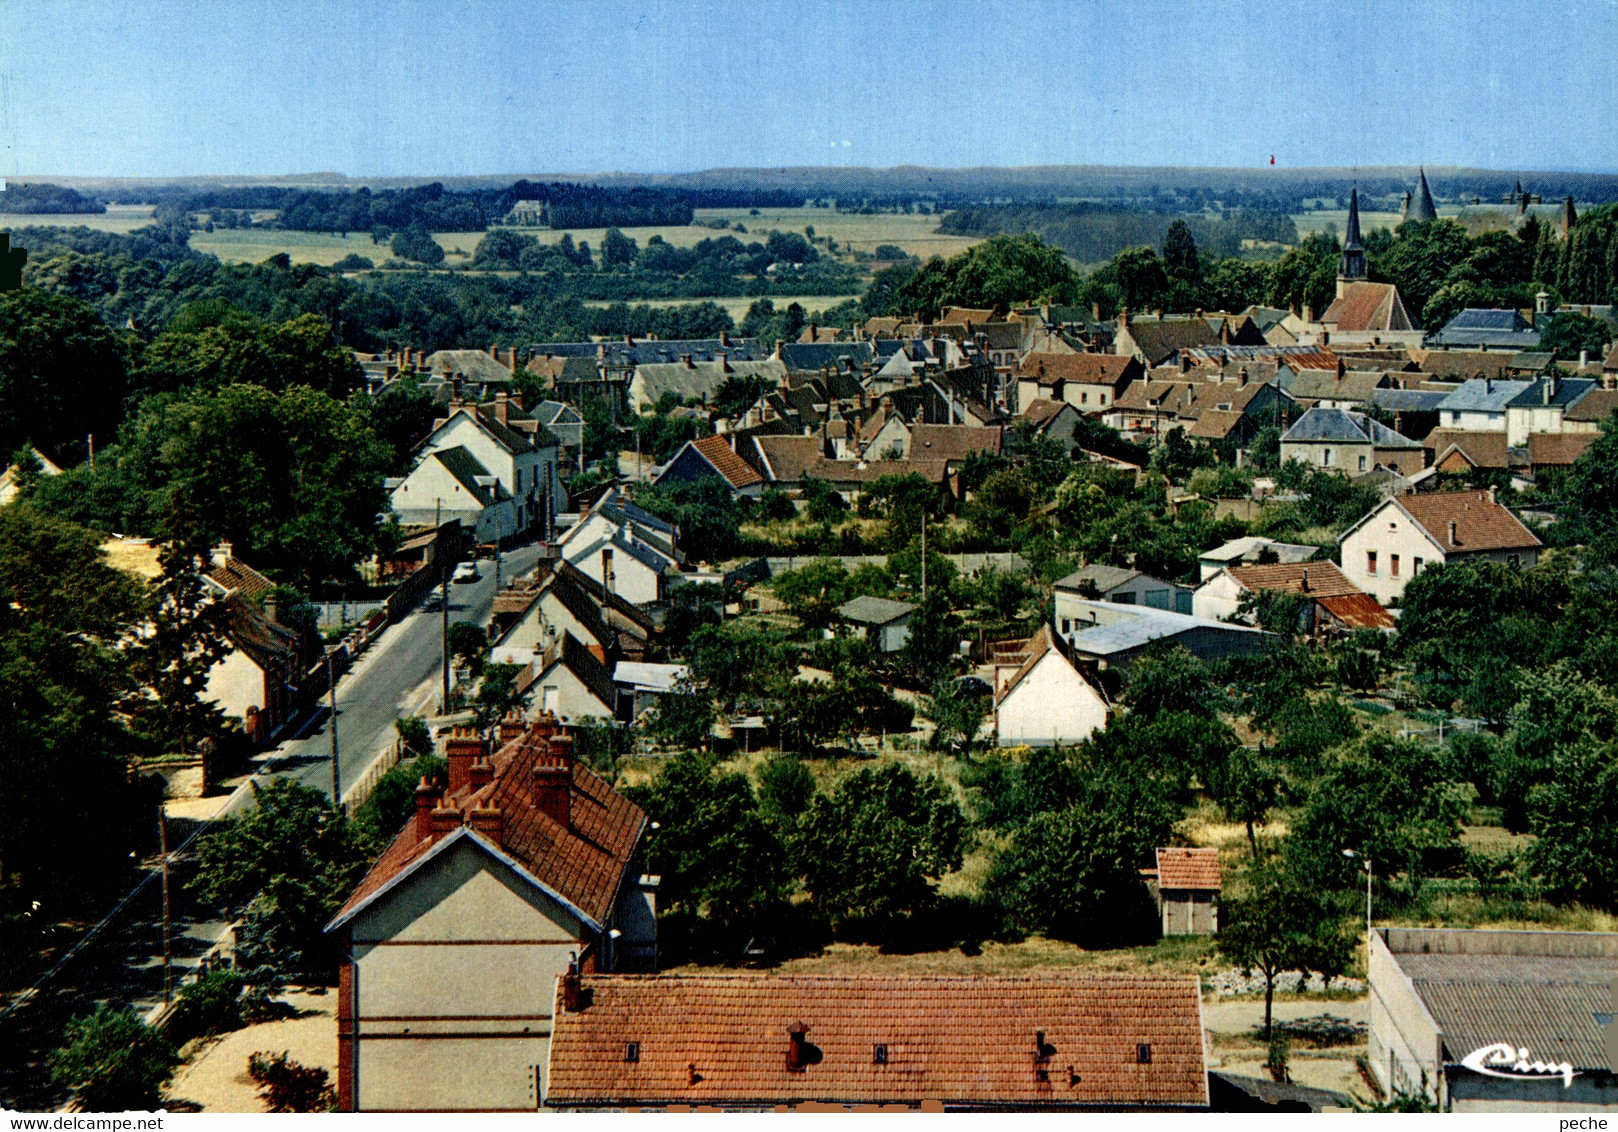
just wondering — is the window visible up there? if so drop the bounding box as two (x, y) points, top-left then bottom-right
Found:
(1061, 618), (1070, 633)
(1390, 554), (1400, 578)
(1080, 392), (1088, 404)
(624, 1042), (640, 1063)
(1366, 551), (1378, 576)
(1508, 554), (1520, 568)
(1323, 448), (1333, 466)
(1358, 455), (1367, 471)
(873, 1044), (888, 1065)
(1137, 1044), (1153, 1064)
(1099, 392), (1106, 404)
(1413, 556), (1423, 573)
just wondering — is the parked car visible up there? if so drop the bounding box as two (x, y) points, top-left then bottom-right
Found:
(452, 561), (481, 584)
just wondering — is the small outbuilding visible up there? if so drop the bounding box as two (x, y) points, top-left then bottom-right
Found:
(1146, 847), (1222, 936)
(836, 595), (916, 653)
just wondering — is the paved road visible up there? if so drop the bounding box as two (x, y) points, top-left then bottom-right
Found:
(245, 543), (547, 811)
(0, 545), (543, 1111)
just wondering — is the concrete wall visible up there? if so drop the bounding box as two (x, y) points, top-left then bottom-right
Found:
(995, 651), (1109, 747)
(1282, 438), (1374, 474)
(349, 837), (585, 1111)
(1366, 929), (1445, 1106)
(203, 647), (265, 729)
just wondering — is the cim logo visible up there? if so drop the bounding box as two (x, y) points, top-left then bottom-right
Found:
(1459, 977), (1618, 1088)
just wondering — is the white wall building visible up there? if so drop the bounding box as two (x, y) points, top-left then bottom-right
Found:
(994, 625), (1111, 747)
(1338, 490), (1543, 605)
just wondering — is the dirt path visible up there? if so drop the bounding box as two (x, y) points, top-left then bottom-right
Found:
(166, 990), (337, 1113)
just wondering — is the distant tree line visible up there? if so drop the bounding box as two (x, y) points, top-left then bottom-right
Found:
(0, 182), (106, 214)
(938, 202), (1299, 264)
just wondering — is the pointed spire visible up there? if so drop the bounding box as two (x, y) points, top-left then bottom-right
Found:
(1339, 187), (1366, 287)
(1344, 186), (1364, 250)
(1408, 168), (1438, 223)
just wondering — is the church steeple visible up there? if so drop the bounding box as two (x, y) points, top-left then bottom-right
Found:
(1338, 187), (1366, 296)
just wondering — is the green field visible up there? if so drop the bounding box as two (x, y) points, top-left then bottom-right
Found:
(504, 205), (981, 261)
(0, 202), (162, 233)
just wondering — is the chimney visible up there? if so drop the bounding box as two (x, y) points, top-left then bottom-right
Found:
(414, 777), (441, 842)
(1092, 301), (1102, 321)
(681, 353), (694, 368)
(1543, 378), (1553, 404)
(1153, 309), (1163, 321)
(808, 321), (817, 341)
(715, 350), (728, 372)
(494, 389), (510, 423)
(489, 343), (501, 359)
(444, 727), (489, 794)
(1487, 486), (1498, 505)
(531, 751), (572, 829)
(1117, 307), (1130, 332)
(1180, 353), (1192, 375)
(601, 547), (615, 596)
(1447, 520), (1458, 547)
(1303, 304), (1315, 325)
(562, 961), (583, 1012)
(1238, 365), (1249, 388)
(468, 756), (494, 791)
(508, 345), (520, 372)
(786, 1022), (811, 1071)
(429, 800), (462, 838)
(467, 805), (503, 847)
(498, 708), (528, 747)
(720, 330), (731, 347)
(1579, 350), (1590, 369)
(263, 596), (278, 625)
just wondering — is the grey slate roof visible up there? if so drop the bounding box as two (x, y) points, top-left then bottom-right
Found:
(1437, 378), (1534, 413)
(1200, 537), (1318, 566)
(837, 595), (916, 626)
(429, 445), (509, 506)
(1053, 564), (1144, 594)
(1281, 407), (1420, 448)
(1504, 377), (1596, 409)
(1371, 388), (1448, 412)
(778, 342), (875, 373)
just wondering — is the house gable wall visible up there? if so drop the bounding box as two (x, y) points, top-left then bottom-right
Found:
(996, 651), (1109, 747)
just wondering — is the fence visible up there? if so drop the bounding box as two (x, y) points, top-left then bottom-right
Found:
(341, 738), (408, 816)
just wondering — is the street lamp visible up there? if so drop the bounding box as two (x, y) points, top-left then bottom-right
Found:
(1342, 848), (1373, 943)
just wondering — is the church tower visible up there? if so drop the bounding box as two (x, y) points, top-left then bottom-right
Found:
(1406, 168), (1438, 223)
(1338, 187), (1366, 299)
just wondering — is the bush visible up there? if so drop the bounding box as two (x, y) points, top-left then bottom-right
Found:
(247, 1050), (336, 1112)
(50, 1004), (180, 1111)
(169, 966), (286, 1042)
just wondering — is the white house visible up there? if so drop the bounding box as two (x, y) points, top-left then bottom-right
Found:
(324, 718), (655, 1112)
(388, 445), (520, 543)
(994, 625), (1112, 748)
(557, 490), (682, 606)
(1434, 378), (1532, 433)
(418, 405), (562, 536)
(1503, 376), (1597, 446)
(530, 632), (619, 722)
(1193, 560), (1394, 633)
(1339, 490), (1543, 605)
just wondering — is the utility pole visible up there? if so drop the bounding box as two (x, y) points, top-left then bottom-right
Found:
(921, 511), (927, 603)
(158, 805), (173, 1006)
(328, 648), (341, 808)
(438, 500), (450, 714)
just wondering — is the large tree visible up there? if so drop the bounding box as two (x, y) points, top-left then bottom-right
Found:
(0, 286), (130, 463)
(118, 382), (392, 588)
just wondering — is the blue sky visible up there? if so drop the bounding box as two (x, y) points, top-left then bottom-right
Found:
(3, 0), (1616, 177)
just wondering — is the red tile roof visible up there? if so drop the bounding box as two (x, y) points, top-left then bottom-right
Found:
(907, 424), (1003, 460)
(1017, 352), (1139, 387)
(1321, 283), (1416, 333)
(1227, 560), (1364, 600)
(1528, 431), (1599, 467)
(328, 718), (645, 932)
(1397, 491), (1542, 555)
(1154, 848), (1221, 892)
(1423, 429), (1514, 469)
(688, 434), (764, 489)
(1022, 399), (1074, 428)
(208, 554), (276, 601)
(546, 973), (1208, 1109)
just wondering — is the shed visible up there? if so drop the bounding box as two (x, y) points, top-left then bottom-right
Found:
(1145, 847), (1222, 936)
(836, 595), (916, 653)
